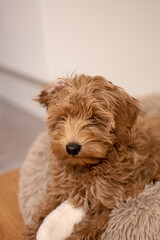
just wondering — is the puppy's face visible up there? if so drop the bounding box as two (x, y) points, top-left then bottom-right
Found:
(37, 75), (140, 166)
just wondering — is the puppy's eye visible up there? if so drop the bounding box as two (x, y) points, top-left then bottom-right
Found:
(86, 123), (94, 127)
(58, 117), (66, 122)
(86, 119), (97, 127)
(110, 129), (115, 134)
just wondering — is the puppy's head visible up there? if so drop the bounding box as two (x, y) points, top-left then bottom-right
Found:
(37, 74), (140, 166)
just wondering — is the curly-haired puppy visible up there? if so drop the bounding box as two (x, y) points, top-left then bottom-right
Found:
(25, 74), (160, 240)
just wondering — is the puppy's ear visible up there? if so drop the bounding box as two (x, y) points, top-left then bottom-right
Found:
(36, 81), (65, 108)
(109, 87), (141, 148)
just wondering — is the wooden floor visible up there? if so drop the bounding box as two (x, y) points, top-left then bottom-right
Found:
(0, 169), (25, 240)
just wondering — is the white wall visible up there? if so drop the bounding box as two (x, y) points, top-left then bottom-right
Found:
(0, 0), (53, 81)
(0, 0), (160, 118)
(44, 0), (160, 96)
(0, 70), (46, 118)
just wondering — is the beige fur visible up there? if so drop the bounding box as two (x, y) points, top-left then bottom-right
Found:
(19, 132), (52, 225)
(102, 181), (160, 240)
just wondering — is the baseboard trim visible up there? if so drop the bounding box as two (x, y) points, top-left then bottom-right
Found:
(0, 69), (46, 119)
(0, 65), (47, 86)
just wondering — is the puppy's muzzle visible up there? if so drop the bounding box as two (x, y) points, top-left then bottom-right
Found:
(66, 143), (81, 156)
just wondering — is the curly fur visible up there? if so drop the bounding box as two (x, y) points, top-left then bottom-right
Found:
(25, 74), (160, 240)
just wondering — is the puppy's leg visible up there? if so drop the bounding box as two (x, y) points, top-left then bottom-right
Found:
(24, 192), (65, 240)
(65, 208), (111, 240)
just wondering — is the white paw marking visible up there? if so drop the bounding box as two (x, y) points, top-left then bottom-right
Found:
(36, 200), (84, 240)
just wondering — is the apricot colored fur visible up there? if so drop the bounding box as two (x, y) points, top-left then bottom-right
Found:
(25, 75), (160, 240)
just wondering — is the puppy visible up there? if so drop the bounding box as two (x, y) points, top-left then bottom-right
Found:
(25, 74), (160, 240)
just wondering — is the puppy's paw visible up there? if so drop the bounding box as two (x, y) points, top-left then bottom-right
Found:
(36, 200), (84, 240)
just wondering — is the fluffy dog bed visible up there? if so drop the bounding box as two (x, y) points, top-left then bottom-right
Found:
(19, 94), (160, 240)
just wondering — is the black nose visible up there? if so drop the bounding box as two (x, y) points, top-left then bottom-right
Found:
(66, 143), (81, 156)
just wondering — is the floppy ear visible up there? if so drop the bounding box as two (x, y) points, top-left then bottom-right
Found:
(36, 81), (65, 108)
(103, 83), (141, 150)
(108, 86), (141, 148)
